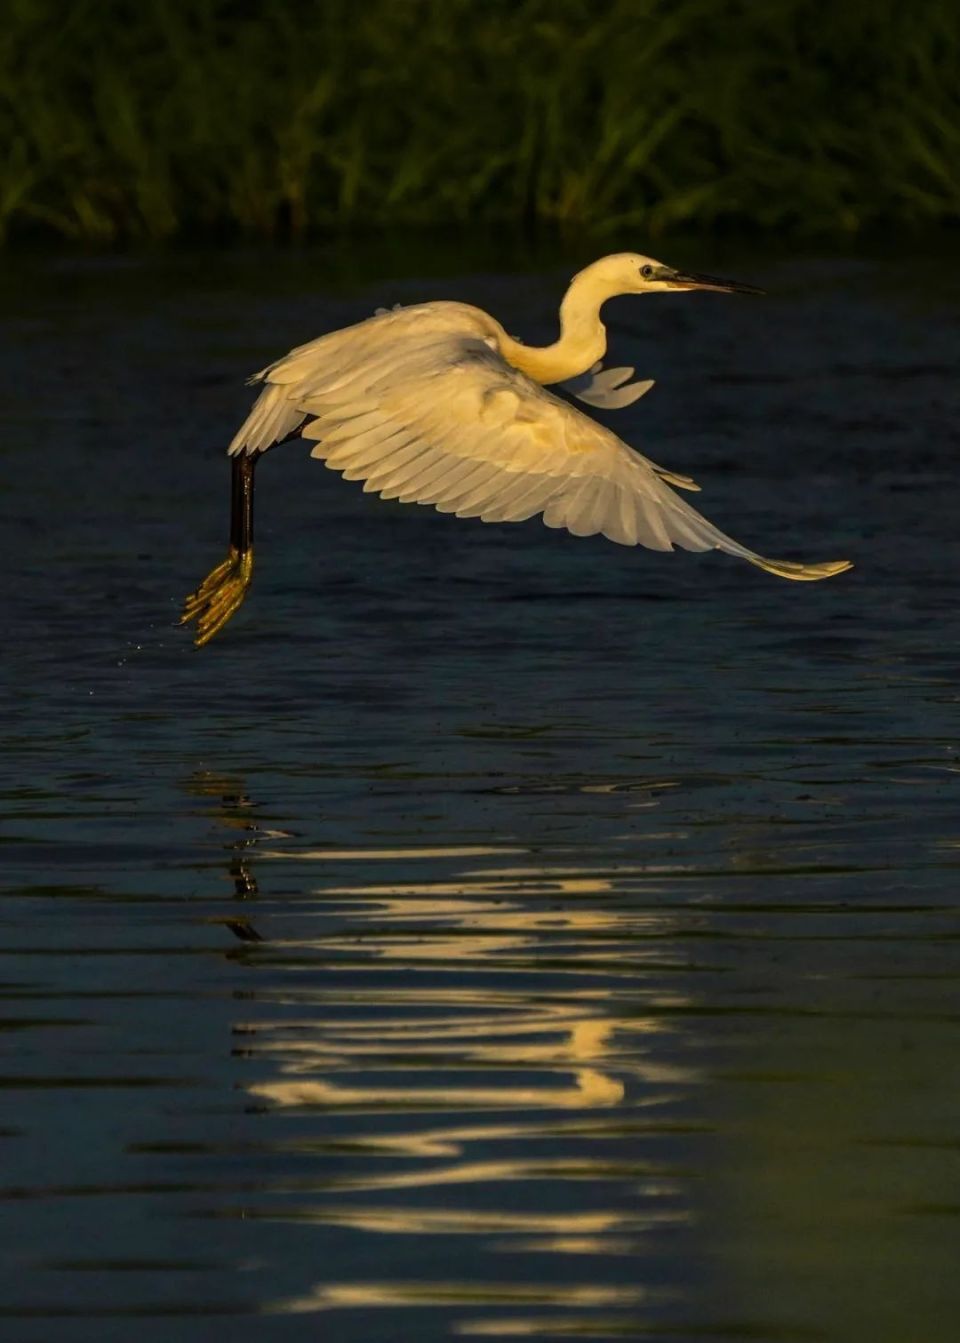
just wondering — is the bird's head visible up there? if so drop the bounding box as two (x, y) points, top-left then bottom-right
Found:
(579, 252), (764, 298)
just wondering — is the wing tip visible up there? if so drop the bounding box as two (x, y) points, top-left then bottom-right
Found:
(748, 556), (854, 582)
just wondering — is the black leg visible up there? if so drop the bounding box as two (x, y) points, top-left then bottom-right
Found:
(231, 452), (256, 556)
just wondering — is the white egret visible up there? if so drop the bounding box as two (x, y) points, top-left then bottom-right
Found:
(182, 252), (851, 645)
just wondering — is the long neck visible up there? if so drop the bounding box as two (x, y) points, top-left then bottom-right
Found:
(497, 272), (609, 384)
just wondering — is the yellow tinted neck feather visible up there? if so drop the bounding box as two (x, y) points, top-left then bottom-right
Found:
(497, 269), (612, 384)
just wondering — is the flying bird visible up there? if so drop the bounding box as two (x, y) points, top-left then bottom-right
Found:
(182, 252), (851, 645)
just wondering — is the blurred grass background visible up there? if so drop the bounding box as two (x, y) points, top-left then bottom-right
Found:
(1, 0), (958, 246)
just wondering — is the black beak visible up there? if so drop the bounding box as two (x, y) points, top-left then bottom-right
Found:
(665, 269), (764, 295)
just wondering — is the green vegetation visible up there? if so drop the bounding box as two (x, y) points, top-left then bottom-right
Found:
(1, 0), (958, 245)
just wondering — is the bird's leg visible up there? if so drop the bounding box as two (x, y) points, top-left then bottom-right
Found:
(181, 453), (257, 646)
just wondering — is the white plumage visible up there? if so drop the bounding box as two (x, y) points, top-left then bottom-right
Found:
(183, 252), (851, 646)
(233, 300), (839, 573)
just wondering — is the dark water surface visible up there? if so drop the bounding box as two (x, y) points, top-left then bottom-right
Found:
(2, 244), (959, 1342)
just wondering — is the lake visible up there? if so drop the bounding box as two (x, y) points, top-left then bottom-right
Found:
(1, 240), (959, 1342)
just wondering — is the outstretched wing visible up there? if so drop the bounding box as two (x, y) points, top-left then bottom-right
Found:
(232, 315), (849, 580)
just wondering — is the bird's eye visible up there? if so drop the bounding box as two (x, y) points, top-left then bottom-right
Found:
(640, 264), (654, 278)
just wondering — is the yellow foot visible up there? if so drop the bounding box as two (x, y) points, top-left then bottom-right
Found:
(181, 546), (254, 646)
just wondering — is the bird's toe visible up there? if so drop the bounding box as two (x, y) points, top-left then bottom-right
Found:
(181, 549), (254, 646)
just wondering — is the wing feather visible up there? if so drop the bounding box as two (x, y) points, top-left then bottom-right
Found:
(361, 439), (432, 493)
(479, 475), (558, 524)
(331, 433), (410, 474)
(436, 462), (503, 513)
(580, 479), (616, 539)
(454, 465), (524, 517)
(379, 447), (451, 499)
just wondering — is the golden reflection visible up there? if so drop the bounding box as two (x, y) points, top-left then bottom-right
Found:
(262, 1156), (664, 1194)
(279, 1207), (631, 1234)
(237, 1200), (685, 1242)
(241, 887), (695, 1104)
(248, 1068), (624, 1110)
(253, 880), (683, 967)
(233, 838), (696, 1116)
(291, 906), (675, 951)
(243, 1012), (665, 1063)
(268, 1280), (647, 1314)
(243, 993), (695, 1113)
(320, 879), (617, 899)
(260, 844), (528, 861)
(455, 1313), (647, 1337)
(499, 1237), (637, 1255)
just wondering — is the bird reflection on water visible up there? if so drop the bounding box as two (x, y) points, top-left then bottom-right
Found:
(186, 771), (703, 1328)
